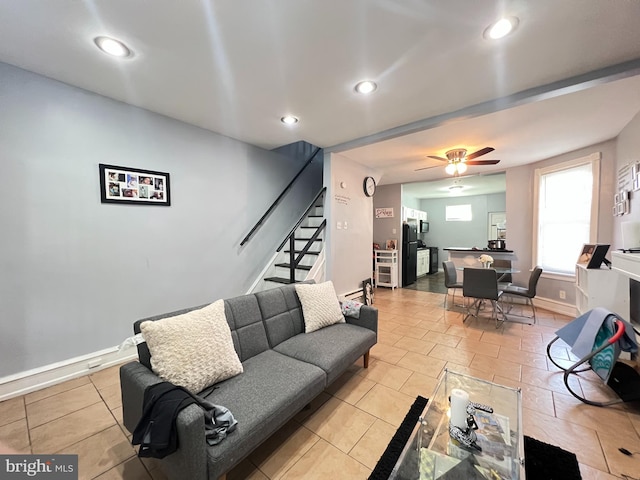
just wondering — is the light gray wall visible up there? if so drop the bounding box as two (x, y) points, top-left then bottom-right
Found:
(614, 110), (640, 246)
(324, 153), (378, 295)
(401, 192), (420, 210)
(0, 63), (322, 377)
(506, 139), (616, 305)
(418, 193), (506, 251)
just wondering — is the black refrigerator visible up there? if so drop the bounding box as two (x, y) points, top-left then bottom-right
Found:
(402, 223), (418, 286)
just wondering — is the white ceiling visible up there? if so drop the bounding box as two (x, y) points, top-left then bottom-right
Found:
(2, 0), (640, 192)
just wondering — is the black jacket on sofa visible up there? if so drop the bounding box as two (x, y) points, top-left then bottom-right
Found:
(132, 382), (201, 458)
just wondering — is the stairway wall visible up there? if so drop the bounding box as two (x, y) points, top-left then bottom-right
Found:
(0, 62), (322, 378)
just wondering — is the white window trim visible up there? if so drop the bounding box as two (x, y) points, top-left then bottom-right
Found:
(532, 152), (601, 279)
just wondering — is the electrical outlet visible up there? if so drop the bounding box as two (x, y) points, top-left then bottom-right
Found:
(87, 358), (103, 369)
(559, 290), (566, 300)
(392, 228), (397, 234)
(336, 221), (342, 229)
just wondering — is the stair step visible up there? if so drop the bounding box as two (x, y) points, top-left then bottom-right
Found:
(284, 250), (320, 255)
(264, 277), (298, 285)
(275, 263), (312, 270)
(295, 237), (322, 242)
(308, 215), (323, 218)
(299, 227), (323, 231)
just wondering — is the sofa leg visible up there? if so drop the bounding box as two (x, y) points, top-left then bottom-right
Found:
(363, 351), (370, 368)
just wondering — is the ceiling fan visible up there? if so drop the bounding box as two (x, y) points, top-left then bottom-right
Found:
(416, 147), (500, 175)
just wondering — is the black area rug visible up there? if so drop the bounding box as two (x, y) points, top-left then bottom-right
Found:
(369, 395), (582, 480)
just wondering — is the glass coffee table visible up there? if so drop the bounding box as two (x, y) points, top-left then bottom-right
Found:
(390, 369), (525, 479)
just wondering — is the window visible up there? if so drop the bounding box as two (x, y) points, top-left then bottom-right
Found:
(446, 204), (472, 221)
(533, 153), (600, 276)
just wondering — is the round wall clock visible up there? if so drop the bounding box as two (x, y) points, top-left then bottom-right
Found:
(363, 176), (376, 197)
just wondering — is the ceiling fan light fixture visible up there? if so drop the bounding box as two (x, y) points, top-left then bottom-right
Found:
(354, 80), (377, 95)
(94, 36), (131, 57)
(484, 17), (519, 40)
(445, 161), (468, 176)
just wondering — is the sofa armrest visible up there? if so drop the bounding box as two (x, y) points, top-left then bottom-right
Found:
(163, 404), (209, 480)
(120, 361), (164, 434)
(120, 362), (209, 480)
(345, 305), (378, 335)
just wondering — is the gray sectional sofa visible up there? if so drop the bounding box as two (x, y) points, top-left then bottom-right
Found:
(120, 281), (378, 480)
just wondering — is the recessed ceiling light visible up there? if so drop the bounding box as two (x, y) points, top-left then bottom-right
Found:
(281, 115), (299, 125)
(354, 80), (377, 95)
(94, 36), (131, 57)
(484, 17), (519, 40)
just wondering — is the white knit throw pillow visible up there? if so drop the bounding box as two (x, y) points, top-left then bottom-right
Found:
(295, 281), (345, 333)
(140, 300), (243, 393)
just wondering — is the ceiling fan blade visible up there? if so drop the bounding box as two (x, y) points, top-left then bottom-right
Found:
(427, 155), (448, 162)
(415, 165), (441, 171)
(466, 159), (500, 165)
(466, 147), (495, 160)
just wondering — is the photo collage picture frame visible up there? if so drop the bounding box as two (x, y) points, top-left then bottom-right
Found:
(99, 164), (171, 206)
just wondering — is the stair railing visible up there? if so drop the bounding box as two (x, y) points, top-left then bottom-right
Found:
(277, 188), (327, 283)
(240, 147), (322, 246)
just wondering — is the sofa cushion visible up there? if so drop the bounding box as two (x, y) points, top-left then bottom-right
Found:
(256, 283), (305, 348)
(224, 295), (271, 362)
(295, 281), (345, 333)
(202, 349), (326, 474)
(140, 300), (243, 394)
(274, 323), (377, 384)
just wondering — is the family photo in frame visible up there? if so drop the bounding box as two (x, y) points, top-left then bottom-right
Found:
(99, 164), (171, 206)
(577, 243), (610, 269)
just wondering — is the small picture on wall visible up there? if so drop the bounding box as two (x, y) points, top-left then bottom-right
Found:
(99, 164), (171, 206)
(386, 239), (397, 250)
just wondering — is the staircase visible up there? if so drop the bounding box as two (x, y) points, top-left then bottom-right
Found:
(263, 189), (326, 286)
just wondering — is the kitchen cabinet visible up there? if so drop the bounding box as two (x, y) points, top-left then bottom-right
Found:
(402, 206), (428, 222)
(375, 250), (398, 289)
(417, 249), (430, 277)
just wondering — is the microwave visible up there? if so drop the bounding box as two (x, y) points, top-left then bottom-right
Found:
(419, 220), (429, 233)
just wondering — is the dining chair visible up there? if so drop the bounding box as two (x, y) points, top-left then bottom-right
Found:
(493, 258), (512, 290)
(443, 261), (463, 309)
(502, 266), (543, 324)
(462, 267), (506, 327)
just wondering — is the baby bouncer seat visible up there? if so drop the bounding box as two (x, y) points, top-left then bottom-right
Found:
(546, 307), (640, 406)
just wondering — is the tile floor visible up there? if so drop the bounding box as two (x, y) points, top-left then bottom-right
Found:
(1, 287), (639, 479)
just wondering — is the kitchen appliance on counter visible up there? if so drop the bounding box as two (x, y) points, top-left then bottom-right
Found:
(488, 239), (506, 250)
(402, 223), (417, 286)
(417, 239), (426, 248)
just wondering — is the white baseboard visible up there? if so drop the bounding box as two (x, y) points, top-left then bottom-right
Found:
(0, 346), (138, 402)
(503, 295), (577, 317)
(532, 296), (578, 317)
